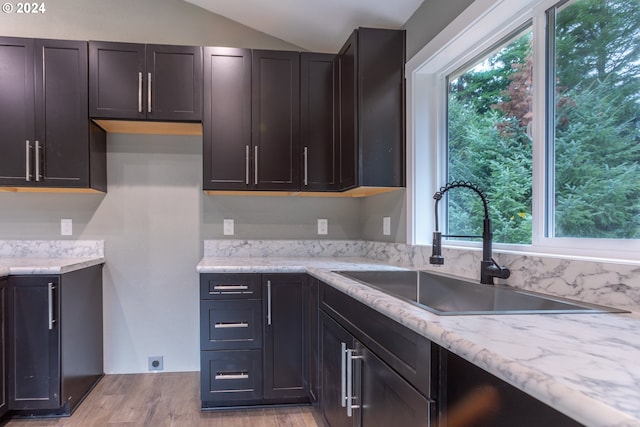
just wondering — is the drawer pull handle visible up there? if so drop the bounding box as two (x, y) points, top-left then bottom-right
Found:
(214, 322), (249, 329)
(213, 285), (249, 291)
(215, 372), (249, 380)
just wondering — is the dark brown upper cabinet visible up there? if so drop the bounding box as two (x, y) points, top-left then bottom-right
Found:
(252, 50), (300, 191)
(203, 48), (300, 191)
(89, 42), (202, 122)
(0, 37), (106, 191)
(300, 52), (338, 192)
(336, 28), (406, 190)
(203, 47), (252, 191)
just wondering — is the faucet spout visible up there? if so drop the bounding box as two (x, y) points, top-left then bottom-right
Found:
(429, 181), (510, 285)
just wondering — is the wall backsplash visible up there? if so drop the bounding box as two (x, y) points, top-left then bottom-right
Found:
(205, 239), (640, 313)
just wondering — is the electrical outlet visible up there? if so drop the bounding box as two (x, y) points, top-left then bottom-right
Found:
(148, 356), (163, 371)
(383, 216), (391, 236)
(317, 219), (328, 235)
(61, 219), (73, 236)
(223, 219), (234, 236)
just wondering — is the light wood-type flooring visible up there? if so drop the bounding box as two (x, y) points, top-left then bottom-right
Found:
(3, 372), (323, 427)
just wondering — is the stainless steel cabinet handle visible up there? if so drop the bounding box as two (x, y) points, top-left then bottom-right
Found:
(267, 280), (272, 325)
(245, 145), (250, 185)
(346, 349), (362, 417)
(147, 72), (152, 113)
(341, 343), (347, 408)
(138, 72), (143, 113)
(213, 285), (249, 291)
(214, 322), (249, 329)
(254, 146), (259, 185)
(48, 282), (56, 330)
(25, 140), (31, 181)
(303, 146), (308, 186)
(35, 140), (41, 182)
(215, 372), (249, 380)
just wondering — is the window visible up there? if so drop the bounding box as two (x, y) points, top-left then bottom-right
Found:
(547, 0), (640, 240)
(407, 0), (640, 260)
(447, 27), (533, 245)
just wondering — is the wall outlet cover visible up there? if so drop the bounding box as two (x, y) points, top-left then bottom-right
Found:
(148, 356), (164, 371)
(317, 219), (328, 235)
(223, 219), (234, 236)
(61, 219), (73, 236)
(383, 216), (391, 236)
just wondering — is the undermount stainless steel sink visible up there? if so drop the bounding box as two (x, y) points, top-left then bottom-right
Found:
(335, 270), (627, 315)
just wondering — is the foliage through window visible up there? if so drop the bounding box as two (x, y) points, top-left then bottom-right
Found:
(447, 27), (533, 244)
(445, 0), (640, 245)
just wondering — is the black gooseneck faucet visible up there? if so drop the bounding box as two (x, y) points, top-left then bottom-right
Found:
(429, 181), (511, 285)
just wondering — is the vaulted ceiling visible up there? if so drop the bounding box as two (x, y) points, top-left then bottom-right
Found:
(183, 0), (423, 53)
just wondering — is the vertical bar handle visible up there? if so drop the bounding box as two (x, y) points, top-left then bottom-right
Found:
(25, 140), (31, 181)
(35, 140), (41, 182)
(148, 72), (152, 113)
(267, 280), (272, 325)
(48, 282), (56, 330)
(346, 349), (354, 417)
(340, 342), (347, 408)
(245, 145), (250, 185)
(303, 146), (308, 186)
(254, 146), (259, 185)
(138, 72), (143, 113)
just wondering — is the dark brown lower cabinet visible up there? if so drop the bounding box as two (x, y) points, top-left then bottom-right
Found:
(7, 265), (103, 416)
(0, 278), (7, 420)
(263, 274), (308, 403)
(320, 311), (432, 427)
(199, 273), (309, 409)
(439, 349), (584, 427)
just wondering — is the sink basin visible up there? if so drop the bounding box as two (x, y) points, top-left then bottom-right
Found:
(335, 270), (627, 315)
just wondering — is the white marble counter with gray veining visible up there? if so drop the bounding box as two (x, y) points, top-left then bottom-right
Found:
(198, 254), (640, 427)
(0, 240), (105, 276)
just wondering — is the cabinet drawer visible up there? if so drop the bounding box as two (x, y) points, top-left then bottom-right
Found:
(200, 300), (262, 350)
(201, 350), (262, 406)
(200, 274), (261, 299)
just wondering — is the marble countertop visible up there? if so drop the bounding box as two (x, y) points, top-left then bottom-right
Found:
(0, 257), (105, 277)
(198, 256), (640, 427)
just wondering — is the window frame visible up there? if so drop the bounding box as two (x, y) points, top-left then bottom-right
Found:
(406, 0), (640, 262)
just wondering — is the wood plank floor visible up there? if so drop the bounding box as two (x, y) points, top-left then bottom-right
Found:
(4, 372), (323, 427)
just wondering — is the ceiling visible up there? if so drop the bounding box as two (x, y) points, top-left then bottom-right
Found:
(183, 0), (423, 53)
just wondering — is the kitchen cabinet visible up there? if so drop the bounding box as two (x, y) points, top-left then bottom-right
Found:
(89, 41), (202, 121)
(335, 28), (405, 190)
(7, 265), (103, 416)
(308, 277), (320, 403)
(0, 278), (7, 420)
(203, 49), (300, 191)
(262, 274), (308, 402)
(439, 348), (583, 426)
(319, 281), (435, 427)
(0, 37), (106, 191)
(200, 273), (309, 408)
(202, 47), (252, 190)
(300, 52), (338, 191)
(251, 50), (301, 191)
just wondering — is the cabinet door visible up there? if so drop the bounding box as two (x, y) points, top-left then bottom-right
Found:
(146, 44), (202, 122)
(8, 276), (61, 410)
(301, 52), (337, 191)
(357, 28), (405, 188)
(0, 278), (7, 418)
(336, 33), (357, 190)
(89, 41), (146, 119)
(252, 50), (300, 191)
(308, 277), (320, 403)
(263, 274), (308, 402)
(320, 312), (357, 427)
(0, 37), (35, 186)
(203, 47), (252, 190)
(35, 39), (90, 188)
(359, 343), (432, 427)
